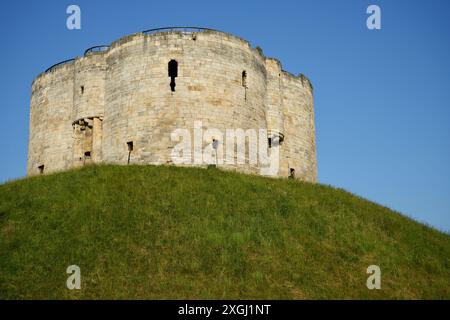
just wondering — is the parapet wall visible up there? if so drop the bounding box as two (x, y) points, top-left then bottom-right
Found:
(28, 28), (317, 181)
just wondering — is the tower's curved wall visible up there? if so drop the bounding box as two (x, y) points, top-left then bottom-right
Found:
(103, 31), (267, 174)
(28, 63), (74, 175)
(73, 53), (107, 121)
(28, 29), (317, 181)
(281, 73), (316, 181)
(72, 54), (107, 165)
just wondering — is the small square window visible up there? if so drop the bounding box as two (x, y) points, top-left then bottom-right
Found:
(289, 168), (295, 179)
(127, 141), (134, 152)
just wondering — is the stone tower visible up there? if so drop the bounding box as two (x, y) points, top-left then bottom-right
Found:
(27, 27), (317, 181)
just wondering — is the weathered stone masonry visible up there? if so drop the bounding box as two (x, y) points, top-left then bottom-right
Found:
(28, 28), (317, 181)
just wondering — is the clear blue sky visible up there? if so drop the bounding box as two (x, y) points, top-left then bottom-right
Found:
(0, 0), (449, 232)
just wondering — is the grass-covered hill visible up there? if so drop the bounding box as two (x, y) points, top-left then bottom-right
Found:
(0, 165), (448, 299)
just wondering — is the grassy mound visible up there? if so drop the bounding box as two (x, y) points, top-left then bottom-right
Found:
(0, 165), (448, 299)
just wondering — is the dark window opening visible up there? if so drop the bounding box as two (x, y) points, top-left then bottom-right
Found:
(80, 86), (84, 94)
(289, 168), (296, 179)
(84, 151), (91, 159)
(242, 71), (247, 87)
(168, 60), (178, 92)
(127, 141), (134, 152)
(38, 165), (44, 174)
(127, 141), (134, 164)
(268, 137), (272, 148)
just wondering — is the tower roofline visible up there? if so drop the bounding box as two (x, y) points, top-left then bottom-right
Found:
(32, 27), (309, 86)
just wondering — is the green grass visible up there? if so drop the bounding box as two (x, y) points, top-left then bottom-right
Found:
(0, 165), (449, 299)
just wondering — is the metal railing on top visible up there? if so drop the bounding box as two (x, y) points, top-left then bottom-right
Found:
(142, 26), (218, 35)
(44, 46), (109, 73)
(44, 59), (76, 73)
(84, 45), (110, 56)
(44, 28), (219, 74)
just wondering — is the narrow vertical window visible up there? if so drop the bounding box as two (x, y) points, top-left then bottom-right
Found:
(268, 137), (272, 148)
(80, 86), (84, 94)
(168, 60), (178, 92)
(38, 165), (44, 174)
(242, 71), (247, 100)
(127, 141), (133, 164)
(242, 71), (247, 87)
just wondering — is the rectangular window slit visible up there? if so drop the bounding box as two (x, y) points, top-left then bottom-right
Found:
(168, 60), (178, 92)
(127, 141), (134, 152)
(127, 141), (134, 164)
(289, 168), (296, 179)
